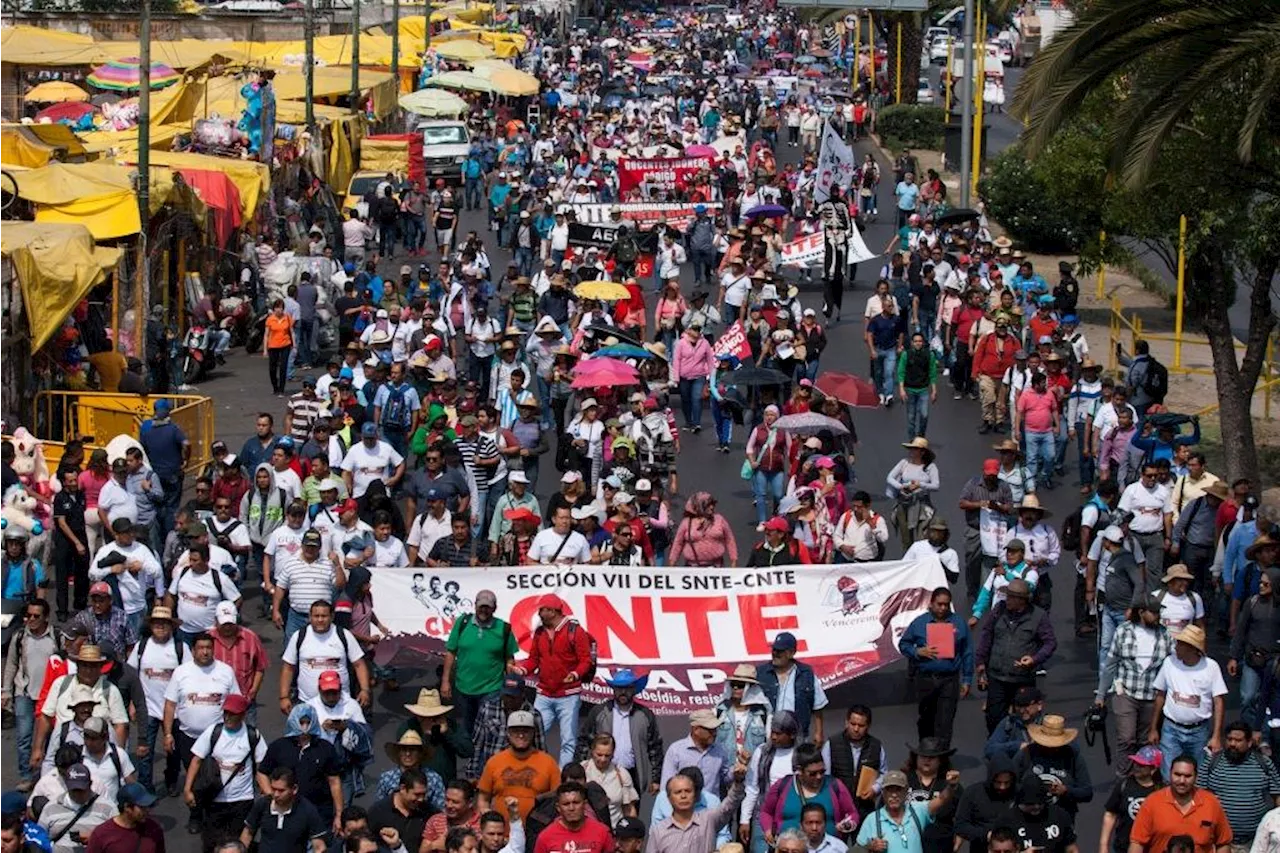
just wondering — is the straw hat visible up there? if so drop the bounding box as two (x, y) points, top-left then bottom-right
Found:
(901, 437), (930, 450)
(70, 644), (108, 664)
(148, 605), (180, 625)
(1203, 481), (1231, 502)
(992, 438), (1022, 456)
(1247, 532), (1280, 561)
(404, 689), (453, 718)
(1027, 715), (1078, 748)
(993, 236), (1013, 249)
(1015, 495), (1052, 519)
(729, 663), (759, 685)
(1174, 624), (1207, 653)
(384, 730), (426, 763)
(1161, 564), (1195, 584)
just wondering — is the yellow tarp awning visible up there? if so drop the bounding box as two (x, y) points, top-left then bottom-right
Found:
(0, 222), (121, 351)
(76, 123), (187, 157)
(0, 26), (108, 66)
(95, 38), (249, 69)
(23, 123), (90, 159)
(1, 126), (61, 169)
(11, 162), (183, 239)
(143, 150), (270, 221)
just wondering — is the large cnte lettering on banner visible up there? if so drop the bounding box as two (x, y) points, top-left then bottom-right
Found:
(371, 558), (945, 713)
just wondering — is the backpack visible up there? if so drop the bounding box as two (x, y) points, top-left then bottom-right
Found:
(1142, 356), (1169, 403)
(176, 565), (228, 602)
(1061, 495), (1109, 553)
(136, 633), (185, 670)
(613, 234), (638, 264)
(534, 620), (597, 683)
(380, 383), (414, 430)
(456, 613), (512, 657)
(292, 623), (353, 676)
(192, 722), (261, 806)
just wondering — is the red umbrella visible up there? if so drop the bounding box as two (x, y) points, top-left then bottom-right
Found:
(34, 101), (96, 124)
(815, 371), (880, 408)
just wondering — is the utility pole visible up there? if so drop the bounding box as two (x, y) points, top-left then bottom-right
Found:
(959, 0), (974, 207)
(391, 0), (400, 86)
(137, 0), (151, 355)
(305, 0), (315, 128)
(351, 0), (360, 114)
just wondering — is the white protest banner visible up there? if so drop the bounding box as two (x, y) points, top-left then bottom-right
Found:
(781, 226), (879, 268)
(370, 557), (946, 714)
(813, 119), (857, 204)
(572, 202), (722, 232)
(712, 320), (754, 361)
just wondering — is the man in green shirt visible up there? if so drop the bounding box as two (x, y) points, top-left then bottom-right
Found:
(442, 589), (519, 735)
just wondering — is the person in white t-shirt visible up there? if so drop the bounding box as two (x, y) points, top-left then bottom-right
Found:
(88, 519), (164, 629)
(280, 600), (370, 711)
(903, 518), (961, 584)
(1150, 624), (1227, 777)
(341, 424), (406, 498)
(405, 490), (452, 566)
(1156, 564), (1205, 633)
(163, 632), (240, 794)
(126, 605), (188, 796)
(525, 506), (592, 565)
(262, 502), (311, 619)
(1119, 464), (1173, 578)
(97, 459), (138, 527)
(166, 546), (242, 644)
(269, 445), (304, 504)
(305, 669), (369, 732)
(370, 511), (409, 567)
(184, 693), (268, 840)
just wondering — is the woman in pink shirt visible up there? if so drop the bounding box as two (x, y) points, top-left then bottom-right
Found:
(671, 492), (739, 566)
(671, 325), (716, 432)
(1015, 371), (1061, 489)
(77, 448), (110, 554)
(654, 280), (687, 354)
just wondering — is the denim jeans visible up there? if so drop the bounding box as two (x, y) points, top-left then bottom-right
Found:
(1076, 427), (1095, 485)
(284, 608), (309, 646)
(296, 318), (317, 366)
(1159, 719), (1209, 778)
(859, 192), (875, 216)
(534, 693), (581, 766)
(905, 388), (930, 439)
(1025, 430), (1056, 486)
(752, 469), (786, 525)
(690, 249), (715, 286)
(678, 378), (706, 427)
(874, 347), (897, 398)
(455, 689), (497, 738)
(1241, 663), (1263, 729)
(515, 247), (535, 279)
(1054, 418), (1070, 473)
(15, 695), (35, 782)
(137, 716), (180, 794)
(711, 399), (733, 446)
(471, 489), (489, 538)
(378, 223), (396, 257)
(1097, 605), (1126, 673)
(465, 177), (482, 211)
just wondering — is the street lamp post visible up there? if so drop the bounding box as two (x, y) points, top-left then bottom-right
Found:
(351, 0), (361, 114)
(136, 0), (151, 358)
(305, 0), (315, 128)
(959, 0), (974, 207)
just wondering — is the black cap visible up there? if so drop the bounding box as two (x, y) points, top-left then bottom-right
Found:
(1013, 686), (1044, 706)
(1017, 773), (1048, 806)
(614, 818), (645, 839)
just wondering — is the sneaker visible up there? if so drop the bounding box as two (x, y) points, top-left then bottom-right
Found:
(953, 391), (962, 400)
(967, 391), (979, 400)
(942, 367), (950, 377)
(692, 425), (702, 434)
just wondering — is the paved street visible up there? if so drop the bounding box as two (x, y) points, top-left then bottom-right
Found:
(5, 110), (1127, 843)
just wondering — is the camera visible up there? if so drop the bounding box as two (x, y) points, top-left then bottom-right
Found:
(1084, 703), (1107, 733)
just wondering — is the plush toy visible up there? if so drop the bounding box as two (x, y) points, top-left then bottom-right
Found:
(8, 427), (59, 505)
(1, 485), (51, 568)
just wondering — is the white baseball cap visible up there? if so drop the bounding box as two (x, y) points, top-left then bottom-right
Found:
(215, 600), (239, 626)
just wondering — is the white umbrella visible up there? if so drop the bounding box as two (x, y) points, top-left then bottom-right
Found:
(399, 88), (469, 117)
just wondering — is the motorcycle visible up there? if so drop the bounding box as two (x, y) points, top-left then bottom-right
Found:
(181, 324), (216, 385)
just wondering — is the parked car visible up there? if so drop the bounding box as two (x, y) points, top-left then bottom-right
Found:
(929, 34), (954, 64)
(416, 120), (471, 186)
(917, 78), (936, 105)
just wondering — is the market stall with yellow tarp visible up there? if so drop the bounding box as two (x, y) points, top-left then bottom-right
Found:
(76, 123), (187, 157)
(10, 162), (194, 239)
(0, 26), (108, 66)
(468, 59), (539, 95)
(95, 38), (250, 70)
(1, 126), (62, 168)
(144, 150), (268, 221)
(436, 22), (527, 57)
(0, 222), (121, 351)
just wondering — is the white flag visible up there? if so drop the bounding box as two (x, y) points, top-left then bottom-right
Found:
(813, 120), (856, 204)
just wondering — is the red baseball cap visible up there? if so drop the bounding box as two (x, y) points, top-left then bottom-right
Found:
(339, 498), (359, 515)
(536, 594), (567, 612)
(983, 459), (1000, 475)
(503, 507), (540, 524)
(763, 516), (791, 533)
(318, 670), (343, 692)
(89, 581), (112, 597)
(224, 694), (250, 715)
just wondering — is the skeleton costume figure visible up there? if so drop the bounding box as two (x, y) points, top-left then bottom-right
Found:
(819, 185), (852, 320)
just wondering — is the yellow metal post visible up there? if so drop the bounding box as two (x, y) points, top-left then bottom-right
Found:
(1097, 231), (1107, 299)
(176, 240), (186, 332)
(969, 7), (984, 199)
(945, 39), (953, 112)
(1266, 336), (1274, 420)
(1174, 214), (1187, 369)
(895, 21), (902, 103)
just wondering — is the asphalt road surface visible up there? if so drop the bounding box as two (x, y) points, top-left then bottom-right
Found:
(3, 106), (1166, 846)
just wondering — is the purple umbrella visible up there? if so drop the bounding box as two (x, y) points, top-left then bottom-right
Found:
(745, 203), (788, 219)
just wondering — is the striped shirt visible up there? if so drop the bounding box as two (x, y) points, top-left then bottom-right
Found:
(1197, 749), (1280, 841)
(276, 558), (337, 614)
(457, 435), (499, 494)
(211, 625), (269, 697)
(287, 393), (326, 441)
(1065, 378), (1103, 425)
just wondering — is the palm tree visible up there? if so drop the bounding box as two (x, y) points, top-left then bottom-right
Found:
(1013, 0), (1280, 186)
(1010, 0), (1280, 483)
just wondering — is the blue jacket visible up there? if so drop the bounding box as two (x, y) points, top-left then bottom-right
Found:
(899, 612), (975, 683)
(984, 712), (1041, 761)
(756, 661), (817, 737)
(1130, 416), (1200, 463)
(1224, 520), (1259, 587)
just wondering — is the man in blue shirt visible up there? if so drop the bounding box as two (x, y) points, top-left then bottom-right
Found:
(1, 527), (46, 617)
(898, 587), (974, 747)
(895, 172), (920, 228)
(866, 297), (905, 407)
(140, 398), (191, 545)
(855, 769), (959, 853)
(1, 791), (52, 853)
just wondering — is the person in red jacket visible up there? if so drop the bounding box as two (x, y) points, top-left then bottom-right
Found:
(516, 594), (593, 766)
(970, 315), (1019, 434)
(533, 781), (616, 853)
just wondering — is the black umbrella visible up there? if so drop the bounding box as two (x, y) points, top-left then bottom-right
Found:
(586, 323), (645, 349)
(934, 207), (983, 227)
(642, 83), (671, 96)
(722, 366), (791, 387)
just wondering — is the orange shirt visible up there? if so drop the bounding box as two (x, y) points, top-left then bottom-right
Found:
(265, 313), (294, 350)
(1129, 787), (1232, 853)
(478, 748), (561, 820)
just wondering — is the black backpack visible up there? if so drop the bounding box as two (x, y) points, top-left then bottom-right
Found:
(533, 620), (597, 683)
(1142, 356), (1169, 403)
